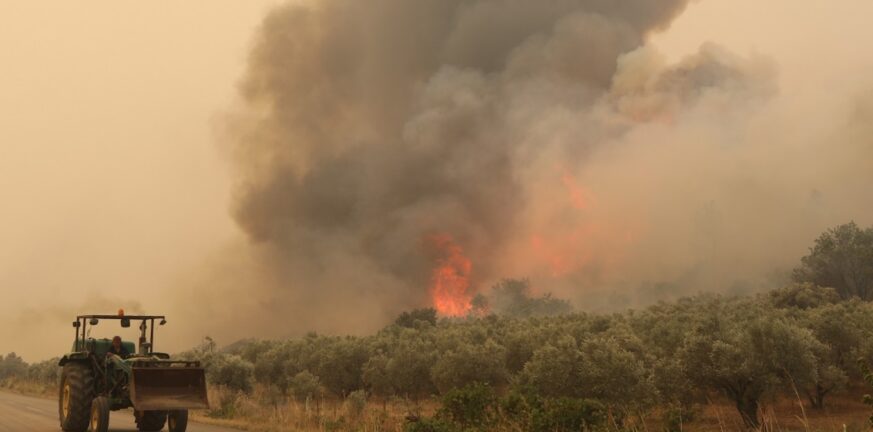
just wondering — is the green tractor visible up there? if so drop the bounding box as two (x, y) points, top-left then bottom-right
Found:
(58, 313), (209, 432)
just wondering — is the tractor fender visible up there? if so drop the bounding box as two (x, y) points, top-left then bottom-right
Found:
(58, 352), (90, 366)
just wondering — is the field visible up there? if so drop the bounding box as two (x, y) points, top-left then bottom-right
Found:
(2, 378), (872, 431)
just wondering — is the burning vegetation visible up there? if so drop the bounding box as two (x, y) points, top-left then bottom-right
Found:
(426, 234), (474, 317)
(213, 0), (794, 333)
(171, 0), (873, 356)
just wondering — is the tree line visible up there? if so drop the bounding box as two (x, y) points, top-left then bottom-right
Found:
(2, 222), (873, 431)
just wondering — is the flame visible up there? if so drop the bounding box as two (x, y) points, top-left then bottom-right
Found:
(426, 234), (473, 317)
(561, 173), (595, 210)
(527, 171), (637, 279)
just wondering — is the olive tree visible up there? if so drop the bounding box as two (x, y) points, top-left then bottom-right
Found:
(313, 338), (369, 397)
(519, 336), (582, 398)
(796, 300), (873, 408)
(576, 335), (657, 414)
(430, 339), (508, 393)
(209, 354), (255, 393)
(793, 222), (873, 300)
(0, 353), (27, 381)
(680, 305), (821, 428)
(385, 339), (437, 401)
(289, 371), (321, 402)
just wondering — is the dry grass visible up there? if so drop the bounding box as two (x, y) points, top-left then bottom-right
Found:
(3, 379), (872, 431)
(196, 386), (435, 432)
(198, 385), (873, 432)
(680, 391), (870, 432)
(0, 378), (56, 399)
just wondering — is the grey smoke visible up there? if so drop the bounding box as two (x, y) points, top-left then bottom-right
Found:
(188, 0), (873, 339)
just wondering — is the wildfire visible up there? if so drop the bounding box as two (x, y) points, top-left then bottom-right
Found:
(527, 171), (637, 279)
(426, 234), (473, 317)
(561, 173), (595, 210)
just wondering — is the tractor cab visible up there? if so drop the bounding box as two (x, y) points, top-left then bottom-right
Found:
(68, 312), (168, 357)
(72, 338), (136, 358)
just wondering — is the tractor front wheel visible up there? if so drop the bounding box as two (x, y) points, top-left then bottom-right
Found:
(168, 410), (189, 432)
(89, 397), (110, 432)
(58, 362), (95, 432)
(135, 410), (167, 432)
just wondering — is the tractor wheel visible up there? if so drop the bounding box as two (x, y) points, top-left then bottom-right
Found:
(167, 410), (189, 432)
(135, 410), (167, 432)
(58, 362), (95, 432)
(89, 397), (110, 432)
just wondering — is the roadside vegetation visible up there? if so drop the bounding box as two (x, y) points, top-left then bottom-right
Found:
(3, 222), (873, 431)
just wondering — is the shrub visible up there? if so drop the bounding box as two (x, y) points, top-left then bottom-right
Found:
(395, 308), (438, 328)
(345, 389), (367, 418)
(437, 382), (497, 428)
(290, 370), (321, 402)
(530, 397), (606, 432)
(403, 417), (457, 432)
(208, 354), (254, 393)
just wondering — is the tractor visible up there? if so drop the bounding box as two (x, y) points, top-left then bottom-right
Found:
(58, 312), (209, 432)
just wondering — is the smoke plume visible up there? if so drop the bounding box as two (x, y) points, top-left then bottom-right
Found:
(188, 0), (873, 338)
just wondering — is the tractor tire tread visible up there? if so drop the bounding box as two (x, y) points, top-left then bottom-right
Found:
(168, 409), (189, 432)
(136, 410), (167, 432)
(59, 362), (95, 432)
(91, 396), (110, 432)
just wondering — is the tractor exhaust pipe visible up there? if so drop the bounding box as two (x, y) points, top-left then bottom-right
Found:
(130, 366), (209, 411)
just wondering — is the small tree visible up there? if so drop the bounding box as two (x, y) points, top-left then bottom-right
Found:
(437, 382), (497, 428)
(313, 338), (369, 397)
(769, 283), (841, 310)
(289, 371), (321, 402)
(362, 353), (394, 404)
(209, 354), (255, 393)
(680, 305), (821, 428)
(430, 340), (507, 393)
(793, 222), (873, 300)
(345, 389), (368, 418)
(395, 308), (438, 328)
(0, 353), (28, 381)
(488, 279), (572, 318)
(519, 337), (582, 398)
(576, 335), (657, 414)
(386, 340), (437, 401)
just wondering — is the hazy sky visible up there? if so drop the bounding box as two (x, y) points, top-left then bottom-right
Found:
(0, 1), (278, 359)
(2, 0), (872, 360)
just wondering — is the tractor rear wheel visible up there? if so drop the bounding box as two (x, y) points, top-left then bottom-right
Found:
(168, 410), (189, 432)
(89, 397), (110, 432)
(58, 362), (95, 432)
(135, 410), (167, 432)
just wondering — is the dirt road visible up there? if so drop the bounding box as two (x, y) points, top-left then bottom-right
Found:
(0, 391), (238, 432)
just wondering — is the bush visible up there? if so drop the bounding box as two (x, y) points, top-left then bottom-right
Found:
(431, 341), (507, 393)
(396, 308), (438, 328)
(793, 222), (873, 300)
(529, 397), (606, 432)
(403, 417), (457, 432)
(26, 358), (60, 385)
(0, 353), (27, 381)
(345, 389), (367, 418)
(437, 382), (497, 428)
(209, 354), (255, 393)
(498, 389), (606, 432)
(770, 283), (841, 309)
(290, 370), (321, 402)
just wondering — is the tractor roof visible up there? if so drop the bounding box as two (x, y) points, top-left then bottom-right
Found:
(77, 315), (166, 320)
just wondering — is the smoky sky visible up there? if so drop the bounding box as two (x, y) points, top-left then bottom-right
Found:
(197, 0), (873, 338)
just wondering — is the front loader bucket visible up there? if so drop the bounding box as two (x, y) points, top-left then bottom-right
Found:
(130, 367), (209, 411)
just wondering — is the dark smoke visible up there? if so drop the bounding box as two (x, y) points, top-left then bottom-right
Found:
(188, 0), (871, 340)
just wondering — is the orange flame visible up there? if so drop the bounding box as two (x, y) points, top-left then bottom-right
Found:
(426, 234), (473, 317)
(561, 173), (595, 210)
(527, 171), (637, 279)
